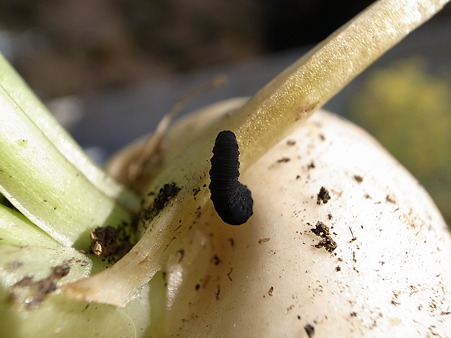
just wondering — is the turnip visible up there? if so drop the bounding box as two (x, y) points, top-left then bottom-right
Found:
(0, 0), (450, 336)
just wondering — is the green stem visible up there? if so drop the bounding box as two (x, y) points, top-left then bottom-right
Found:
(0, 55), (140, 214)
(0, 59), (136, 248)
(0, 204), (60, 248)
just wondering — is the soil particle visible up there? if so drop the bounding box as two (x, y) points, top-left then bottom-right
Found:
(141, 182), (181, 223)
(310, 221), (337, 253)
(295, 102), (318, 121)
(177, 249), (185, 263)
(277, 157), (291, 163)
(310, 221), (330, 237)
(307, 161), (315, 170)
(268, 286), (274, 296)
(52, 265), (71, 278)
(13, 276), (34, 287)
(215, 285), (221, 300)
(385, 194), (396, 204)
(304, 323), (315, 337)
(211, 255), (222, 265)
(11, 264), (71, 309)
(317, 187), (331, 205)
(353, 175), (363, 183)
(314, 237), (337, 252)
(90, 226), (119, 257)
(192, 187), (201, 196)
(90, 222), (134, 260)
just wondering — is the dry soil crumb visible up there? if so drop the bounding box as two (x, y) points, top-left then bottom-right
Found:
(10, 264), (71, 309)
(258, 237), (270, 244)
(310, 221), (337, 253)
(317, 186), (331, 205)
(304, 323), (315, 337)
(141, 182), (181, 224)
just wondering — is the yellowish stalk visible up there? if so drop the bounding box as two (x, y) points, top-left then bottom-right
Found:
(231, 0), (450, 167)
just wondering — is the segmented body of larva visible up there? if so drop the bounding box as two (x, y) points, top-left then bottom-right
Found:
(209, 130), (253, 225)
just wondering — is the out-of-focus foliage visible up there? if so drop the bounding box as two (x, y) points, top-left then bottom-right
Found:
(347, 58), (451, 225)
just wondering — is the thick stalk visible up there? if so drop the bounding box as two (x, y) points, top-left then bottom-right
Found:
(0, 55), (140, 214)
(0, 84), (133, 248)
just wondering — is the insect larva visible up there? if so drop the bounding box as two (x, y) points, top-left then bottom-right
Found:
(209, 130), (253, 225)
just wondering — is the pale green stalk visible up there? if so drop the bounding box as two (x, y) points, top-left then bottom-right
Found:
(0, 204), (60, 248)
(0, 79), (133, 248)
(0, 55), (140, 214)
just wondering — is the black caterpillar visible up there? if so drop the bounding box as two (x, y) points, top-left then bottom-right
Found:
(209, 130), (253, 225)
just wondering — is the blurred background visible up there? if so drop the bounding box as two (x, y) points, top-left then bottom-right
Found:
(0, 0), (450, 224)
